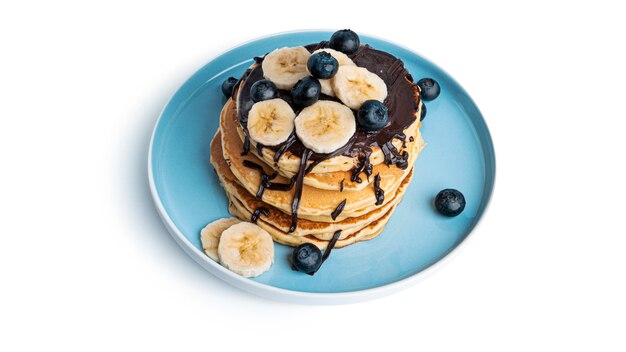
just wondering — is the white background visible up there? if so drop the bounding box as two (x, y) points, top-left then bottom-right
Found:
(1, 0), (625, 350)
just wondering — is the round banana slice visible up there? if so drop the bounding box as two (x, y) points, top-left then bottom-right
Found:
(295, 101), (356, 154)
(200, 218), (241, 261)
(217, 222), (275, 278)
(332, 65), (388, 109)
(262, 46), (311, 90)
(311, 48), (355, 97)
(247, 99), (296, 146)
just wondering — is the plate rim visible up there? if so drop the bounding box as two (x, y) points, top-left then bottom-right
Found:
(148, 29), (497, 304)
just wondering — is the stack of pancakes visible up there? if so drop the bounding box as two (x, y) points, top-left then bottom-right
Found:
(211, 101), (424, 250)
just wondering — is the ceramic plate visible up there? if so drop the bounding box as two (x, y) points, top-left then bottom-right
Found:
(149, 31), (495, 304)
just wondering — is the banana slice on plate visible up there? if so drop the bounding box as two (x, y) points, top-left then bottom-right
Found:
(295, 100), (356, 154)
(262, 46), (311, 90)
(218, 222), (275, 278)
(247, 98), (296, 146)
(332, 65), (388, 109)
(200, 218), (241, 261)
(311, 48), (355, 97)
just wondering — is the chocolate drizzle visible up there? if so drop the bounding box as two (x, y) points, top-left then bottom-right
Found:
(306, 230), (342, 276)
(409, 136), (415, 142)
(322, 230), (342, 262)
(243, 160), (294, 197)
(351, 148), (373, 183)
(339, 179), (344, 192)
(256, 141), (266, 155)
(289, 149), (312, 233)
(251, 207), (269, 223)
(331, 199), (347, 221)
(253, 53), (268, 64)
(241, 134), (250, 156)
(242, 160), (277, 198)
(381, 142), (409, 170)
(273, 133), (297, 164)
(374, 173), (384, 206)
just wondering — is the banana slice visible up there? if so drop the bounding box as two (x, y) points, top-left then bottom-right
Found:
(295, 101), (356, 154)
(262, 46), (311, 90)
(200, 218), (241, 261)
(218, 222), (274, 278)
(332, 65), (388, 109)
(311, 49), (355, 97)
(247, 99), (295, 146)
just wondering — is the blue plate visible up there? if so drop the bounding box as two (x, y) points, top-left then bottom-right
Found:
(149, 31), (495, 304)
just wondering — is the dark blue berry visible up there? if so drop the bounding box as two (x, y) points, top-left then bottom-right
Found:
(291, 77), (321, 107)
(221, 77), (238, 98)
(329, 29), (360, 54)
(417, 78), (440, 101)
(292, 243), (323, 274)
(250, 79), (278, 102)
(435, 189), (466, 217)
(307, 52), (339, 79)
(420, 103), (427, 121)
(357, 100), (388, 131)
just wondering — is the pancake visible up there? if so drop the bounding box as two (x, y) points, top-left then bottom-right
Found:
(219, 103), (423, 220)
(227, 195), (393, 250)
(211, 130), (413, 238)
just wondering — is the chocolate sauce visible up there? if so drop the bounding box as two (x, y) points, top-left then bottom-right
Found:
(289, 149), (312, 233)
(339, 179), (344, 192)
(253, 53), (268, 64)
(251, 207), (269, 223)
(273, 133), (297, 164)
(241, 134), (250, 156)
(237, 44), (419, 164)
(374, 173), (384, 206)
(266, 178), (295, 192)
(409, 136), (414, 143)
(243, 160), (277, 198)
(331, 199), (347, 221)
(256, 141), (266, 155)
(381, 141), (409, 170)
(394, 132), (407, 148)
(243, 160), (294, 196)
(322, 230), (342, 262)
(307, 230), (342, 276)
(351, 148), (373, 183)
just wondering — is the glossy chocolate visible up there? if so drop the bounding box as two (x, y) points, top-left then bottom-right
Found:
(374, 173), (384, 206)
(251, 207), (269, 223)
(331, 199), (347, 221)
(322, 230), (342, 262)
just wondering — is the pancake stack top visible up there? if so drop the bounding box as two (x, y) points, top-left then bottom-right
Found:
(210, 40), (425, 249)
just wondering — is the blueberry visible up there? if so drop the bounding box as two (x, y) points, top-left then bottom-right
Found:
(417, 78), (440, 101)
(329, 29), (360, 54)
(291, 76), (321, 107)
(250, 79), (278, 102)
(307, 52), (339, 79)
(357, 100), (388, 131)
(420, 103), (427, 121)
(292, 243), (323, 274)
(221, 77), (238, 98)
(435, 189), (466, 217)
